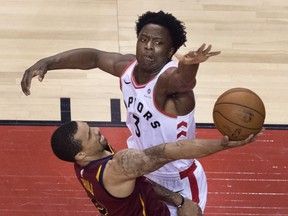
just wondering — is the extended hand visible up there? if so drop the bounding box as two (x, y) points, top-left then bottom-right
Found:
(21, 60), (48, 96)
(175, 43), (221, 65)
(221, 128), (264, 148)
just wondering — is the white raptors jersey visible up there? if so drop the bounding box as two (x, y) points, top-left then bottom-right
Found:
(120, 59), (196, 175)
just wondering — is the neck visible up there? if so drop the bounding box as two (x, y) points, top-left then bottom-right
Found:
(134, 65), (161, 84)
(76, 150), (112, 167)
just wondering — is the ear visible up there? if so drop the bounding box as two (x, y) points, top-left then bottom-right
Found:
(168, 48), (175, 59)
(75, 151), (87, 161)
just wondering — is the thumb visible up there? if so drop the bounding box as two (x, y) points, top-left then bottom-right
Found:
(221, 136), (229, 147)
(38, 72), (46, 82)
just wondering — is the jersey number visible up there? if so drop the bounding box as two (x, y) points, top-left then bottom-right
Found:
(133, 114), (141, 137)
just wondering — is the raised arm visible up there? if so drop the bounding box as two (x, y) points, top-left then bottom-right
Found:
(157, 44), (221, 94)
(21, 48), (134, 95)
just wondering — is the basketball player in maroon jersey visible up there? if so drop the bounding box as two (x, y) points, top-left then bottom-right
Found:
(51, 121), (262, 216)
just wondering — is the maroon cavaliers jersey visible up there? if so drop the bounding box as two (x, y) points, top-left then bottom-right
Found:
(74, 154), (170, 216)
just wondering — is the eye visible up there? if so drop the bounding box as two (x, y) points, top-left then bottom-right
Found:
(154, 40), (162, 45)
(138, 36), (147, 42)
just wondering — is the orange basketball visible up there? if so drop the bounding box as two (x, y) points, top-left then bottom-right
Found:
(213, 87), (265, 141)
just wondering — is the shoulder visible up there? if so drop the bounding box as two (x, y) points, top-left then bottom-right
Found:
(102, 150), (141, 197)
(158, 61), (178, 80)
(105, 148), (147, 179)
(114, 54), (136, 75)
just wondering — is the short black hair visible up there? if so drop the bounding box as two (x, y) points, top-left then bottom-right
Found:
(50, 121), (82, 162)
(135, 11), (187, 53)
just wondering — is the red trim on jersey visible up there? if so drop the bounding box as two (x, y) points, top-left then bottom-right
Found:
(131, 68), (157, 89)
(152, 98), (177, 118)
(179, 162), (200, 203)
(131, 74), (147, 89)
(120, 58), (137, 91)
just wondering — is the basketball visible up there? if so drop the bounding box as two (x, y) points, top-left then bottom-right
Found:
(213, 87), (265, 141)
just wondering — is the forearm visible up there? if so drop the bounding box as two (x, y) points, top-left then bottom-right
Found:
(178, 61), (199, 74)
(113, 135), (255, 179)
(149, 180), (202, 216)
(123, 139), (227, 177)
(148, 179), (184, 207)
(164, 138), (227, 160)
(174, 44), (221, 88)
(177, 61), (199, 85)
(42, 48), (99, 70)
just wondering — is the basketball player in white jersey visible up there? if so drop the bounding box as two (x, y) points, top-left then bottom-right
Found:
(21, 11), (220, 215)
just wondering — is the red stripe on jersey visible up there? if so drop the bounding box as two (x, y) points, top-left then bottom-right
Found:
(179, 162), (200, 203)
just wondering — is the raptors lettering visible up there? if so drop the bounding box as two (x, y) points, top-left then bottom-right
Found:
(124, 96), (160, 130)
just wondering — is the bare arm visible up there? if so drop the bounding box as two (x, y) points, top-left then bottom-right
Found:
(21, 48), (134, 95)
(148, 179), (183, 205)
(109, 131), (262, 181)
(157, 44), (221, 95)
(104, 131), (262, 197)
(148, 179), (203, 216)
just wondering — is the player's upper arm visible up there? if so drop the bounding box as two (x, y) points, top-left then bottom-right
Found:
(106, 147), (170, 181)
(102, 144), (174, 197)
(106, 149), (149, 180)
(102, 149), (150, 197)
(95, 50), (135, 77)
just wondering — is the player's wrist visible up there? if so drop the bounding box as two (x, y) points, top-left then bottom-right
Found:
(176, 194), (185, 208)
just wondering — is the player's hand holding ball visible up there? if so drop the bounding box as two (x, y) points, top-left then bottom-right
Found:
(213, 87), (265, 141)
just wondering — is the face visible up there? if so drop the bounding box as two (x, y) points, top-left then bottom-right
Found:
(74, 122), (108, 157)
(136, 24), (174, 73)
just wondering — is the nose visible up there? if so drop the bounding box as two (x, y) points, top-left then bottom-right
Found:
(145, 40), (153, 50)
(92, 127), (100, 135)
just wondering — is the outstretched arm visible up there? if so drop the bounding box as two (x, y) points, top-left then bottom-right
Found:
(157, 44), (221, 95)
(148, 179), (202, 216)
(108, 130), (263, 181)
(104, 130), (262, 198)
(174, 43), (220, 90)
(21, 48), (134, 95)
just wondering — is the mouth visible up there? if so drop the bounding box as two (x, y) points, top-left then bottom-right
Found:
(143, 54), (154, 62)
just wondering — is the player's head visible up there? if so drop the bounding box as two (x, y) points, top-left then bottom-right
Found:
(51, 121), (109, 163)
(51, 121), (82, 162)
(135, 11), (187, 54)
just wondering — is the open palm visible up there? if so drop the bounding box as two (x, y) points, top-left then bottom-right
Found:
(175, 43), (221, 65)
